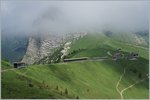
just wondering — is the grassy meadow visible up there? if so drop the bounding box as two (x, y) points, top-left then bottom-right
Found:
(1, 33), (149, 99)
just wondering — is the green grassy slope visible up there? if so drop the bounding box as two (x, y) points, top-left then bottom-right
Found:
(68, 33), (148, 59)
(2, 59), (148, 99)
(1, 60), (12, 70)
(1, 33), (149, 99)
(2, 70), (71, 99)
(103, 30), (148, 47)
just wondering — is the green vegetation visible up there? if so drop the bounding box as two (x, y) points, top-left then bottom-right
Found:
(2, 70), (71, 99)
(103, 30), (148, 47)
(2, 59), (148, 99)
(1, 33), (149, 99)
(1, 60), (12, 70)
(68, 33), (148, 59)
(35, 47), (63, 64)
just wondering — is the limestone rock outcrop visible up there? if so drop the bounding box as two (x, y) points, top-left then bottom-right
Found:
(22, 32), (87, 64)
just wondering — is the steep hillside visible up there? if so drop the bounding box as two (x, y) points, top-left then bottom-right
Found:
(1, 33), (149, 99)
(67, 33), (148, 59)
(2, 59), (149, 99)
(103, 30), (149, 47)
(22, 32), (87, 64)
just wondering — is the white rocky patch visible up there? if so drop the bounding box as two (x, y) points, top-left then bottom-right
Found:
(61, 42), (71, 59)
(134, 34), (146, 45)
(22, 32), (87, 64)
(22, 35), (63, 64)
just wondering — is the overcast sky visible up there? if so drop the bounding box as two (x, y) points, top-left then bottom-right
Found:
(1, 1), (150, 35)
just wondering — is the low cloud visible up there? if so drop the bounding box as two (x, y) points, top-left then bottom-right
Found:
(1, 1), (150, 35)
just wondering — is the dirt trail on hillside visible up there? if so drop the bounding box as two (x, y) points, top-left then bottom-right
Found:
(116, 68), (126, 99)
(124, 43), (148, 50)
(116, 68), (148, 99)
(120, 77), (148, 99)
(1, 68), (15, 72)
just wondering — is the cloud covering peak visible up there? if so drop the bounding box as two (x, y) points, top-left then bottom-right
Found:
(1, 1), (150, 35)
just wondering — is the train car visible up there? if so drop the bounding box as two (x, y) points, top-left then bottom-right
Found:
(63, 57), (89, 62)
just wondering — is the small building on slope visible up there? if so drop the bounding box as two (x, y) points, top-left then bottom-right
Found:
(13, 62), (26, 68)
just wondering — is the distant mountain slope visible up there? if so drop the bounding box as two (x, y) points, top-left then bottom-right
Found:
(103, 30), (149, 47)
(134, 30), (149, 45)
(67, 33), (148, 59)
(1, 33), (28, 62)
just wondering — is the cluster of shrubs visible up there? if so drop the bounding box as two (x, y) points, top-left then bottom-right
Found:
(28, 80), (34, 87)
(17, 75), (35, 88)
(55, 85), (79, 99)
(23, 73), (84, 99)
(129, 68), (144, 79)
(37, 48), (87, 64)
(37, 80), (49, 89)
(64, 48), (86, 59)
(27, 80), (80, 99)
(28, 80), (48, 89)
(36, 47), (63, 64)
(17, 75), (28, 81)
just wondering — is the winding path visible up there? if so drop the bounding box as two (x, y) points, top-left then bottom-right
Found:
(116, 68), (126, 99)
(1, 68), (15, 72)
(116, 68), (148, 99)
(120, 77), (148, 99)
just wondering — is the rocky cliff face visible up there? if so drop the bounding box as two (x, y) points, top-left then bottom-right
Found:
(22, 32), (87, 64)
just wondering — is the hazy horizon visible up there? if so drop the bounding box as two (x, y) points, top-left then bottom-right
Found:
(1, 1), (150, 35)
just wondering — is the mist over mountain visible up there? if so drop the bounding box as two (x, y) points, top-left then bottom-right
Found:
(1, 1), (149, 62)
(1, 1), (150, 36)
